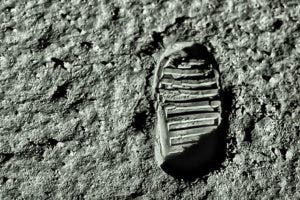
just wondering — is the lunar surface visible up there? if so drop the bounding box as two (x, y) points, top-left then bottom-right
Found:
(0, 0), (299, 199)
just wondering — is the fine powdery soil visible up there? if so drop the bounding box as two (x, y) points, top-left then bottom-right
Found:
(0, 0), (299, 199)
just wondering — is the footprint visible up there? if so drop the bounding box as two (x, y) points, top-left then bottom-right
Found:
(152, 42), (224, 178)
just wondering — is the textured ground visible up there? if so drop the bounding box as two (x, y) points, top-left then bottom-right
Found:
(0, 0), (299, 199)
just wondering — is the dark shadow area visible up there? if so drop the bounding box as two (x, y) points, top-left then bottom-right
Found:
(51, 82), (69, 100)
(243, 116), (255, 143)
(132, 110), (148, 131)
(182, 43), (218, 70)
(159, 43), (234, 180)
(161, 127), (224, 180)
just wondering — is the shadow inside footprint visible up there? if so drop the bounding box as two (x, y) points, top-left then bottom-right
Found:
(161, 123), (227, 180)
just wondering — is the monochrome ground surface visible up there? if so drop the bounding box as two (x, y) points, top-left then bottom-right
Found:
(0, 0), (299, 199)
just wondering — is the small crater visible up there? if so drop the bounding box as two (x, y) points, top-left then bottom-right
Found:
(47, 138), (58, 147)
(241, 171), (248, 177)
(17, 142), (45, 160)
(279, 147), (287, 159)
(261, 50), (271, 56)
(60, 13), (67, 18)
(295, 126), (299, 137)
(151, 31), (163, 48)
(275, 103), (281, 110)
(76, 193), (85, 200)
(244, 117), (255, 143)
(225, 28), (232, 34)
(51, 57), (66, 70)
(37, 25), (53, 50)
(38, 37), (51, 50)
(111, 7), (120, 21)
(80, 41), (93, 50)
(129, 189), (144, 199)
(132, 111), (148, 131)
(137, 31), (163, 56)
(0, 153), (14, 164)
(51, 82), (69, 100)
(1, 176), (8, 184)
(273, 19), (283, 30)
(258, 103), (267, 120)
(174, 16), (188, 25)
(262, 74), (271, 81)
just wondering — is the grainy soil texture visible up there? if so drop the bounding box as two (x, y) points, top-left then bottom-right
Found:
(0, 0), (299, 199)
